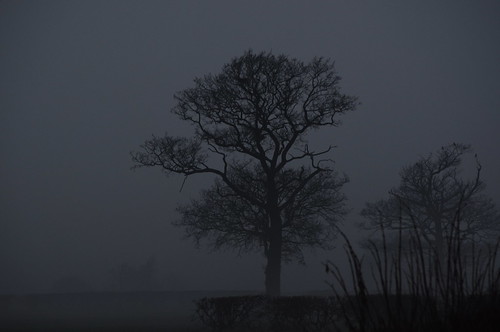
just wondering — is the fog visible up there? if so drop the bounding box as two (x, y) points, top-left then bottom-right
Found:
(1, 0), (499, 296)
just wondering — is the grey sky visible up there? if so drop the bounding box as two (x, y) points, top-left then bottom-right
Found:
(1, 0), (499, 294)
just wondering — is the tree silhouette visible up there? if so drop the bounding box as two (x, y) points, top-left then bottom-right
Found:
(176, 169), (348, 263)
(361, 143), (500, 261)
(132, 50), (357, 296)
(109, 256), (159, 292)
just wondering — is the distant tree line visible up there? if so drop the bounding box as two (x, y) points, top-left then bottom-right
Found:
(108, 256), (159, 292)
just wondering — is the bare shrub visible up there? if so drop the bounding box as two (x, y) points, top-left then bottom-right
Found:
(195, 296), (266, 331)
(194, 295), (338, 331)
(326, 217), (500, 332)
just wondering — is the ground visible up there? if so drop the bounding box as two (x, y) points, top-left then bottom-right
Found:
(0, 291), (218, 331)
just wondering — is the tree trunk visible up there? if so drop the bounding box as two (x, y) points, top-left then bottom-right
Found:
(434, 216), (445, 273)
(265, 207), (282, 297)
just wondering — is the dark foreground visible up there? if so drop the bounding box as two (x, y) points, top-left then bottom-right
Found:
(0, 290), (240, 331)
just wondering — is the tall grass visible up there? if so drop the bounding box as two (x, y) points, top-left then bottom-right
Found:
(326, 210), (500, 332)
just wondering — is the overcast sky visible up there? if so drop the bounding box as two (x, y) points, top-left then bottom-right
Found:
(1, 0), (499, 294)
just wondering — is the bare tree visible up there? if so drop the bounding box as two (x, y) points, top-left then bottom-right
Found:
(132, 50), (357, 296)
(109, 256), (159, 292)
(361, 143), (500, 261)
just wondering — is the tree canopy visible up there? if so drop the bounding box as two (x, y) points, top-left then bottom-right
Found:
(361, 143), (500, 258)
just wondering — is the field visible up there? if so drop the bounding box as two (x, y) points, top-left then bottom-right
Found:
(0, 290), (244, 331)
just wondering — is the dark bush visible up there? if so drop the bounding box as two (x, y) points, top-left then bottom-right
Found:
(195, 295), (337, 331)
(266, 296), (337, 332)
(195, 295), (266, 331)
